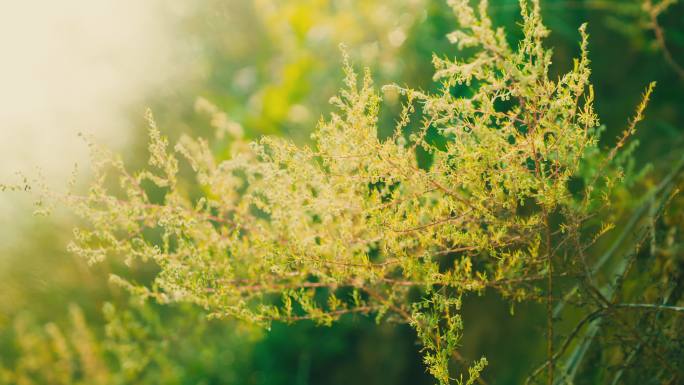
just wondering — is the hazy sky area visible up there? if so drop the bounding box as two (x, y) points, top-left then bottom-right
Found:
(0, 0), (194, 184)
(0, 0), (197, 238)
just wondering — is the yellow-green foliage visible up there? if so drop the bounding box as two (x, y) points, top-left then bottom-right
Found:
(48, 1), (658, 384)
(2, 306), (109, 385)
(1, 302), (257, 385)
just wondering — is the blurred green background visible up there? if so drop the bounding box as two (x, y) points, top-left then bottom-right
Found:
(1, 0), (682, 384)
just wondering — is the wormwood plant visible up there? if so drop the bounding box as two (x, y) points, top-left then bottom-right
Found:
(14, 0), (678, 384)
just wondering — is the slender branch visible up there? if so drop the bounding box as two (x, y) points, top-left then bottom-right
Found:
(525, 308), (606, 385)
(614, 303), (684, 313)
(646, 0), (684, 80)
(544, 210), (554, 385)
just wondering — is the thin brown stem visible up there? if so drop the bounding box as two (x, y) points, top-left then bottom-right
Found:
(647, 0), (684, 80)
(544, 210), (554, 385)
